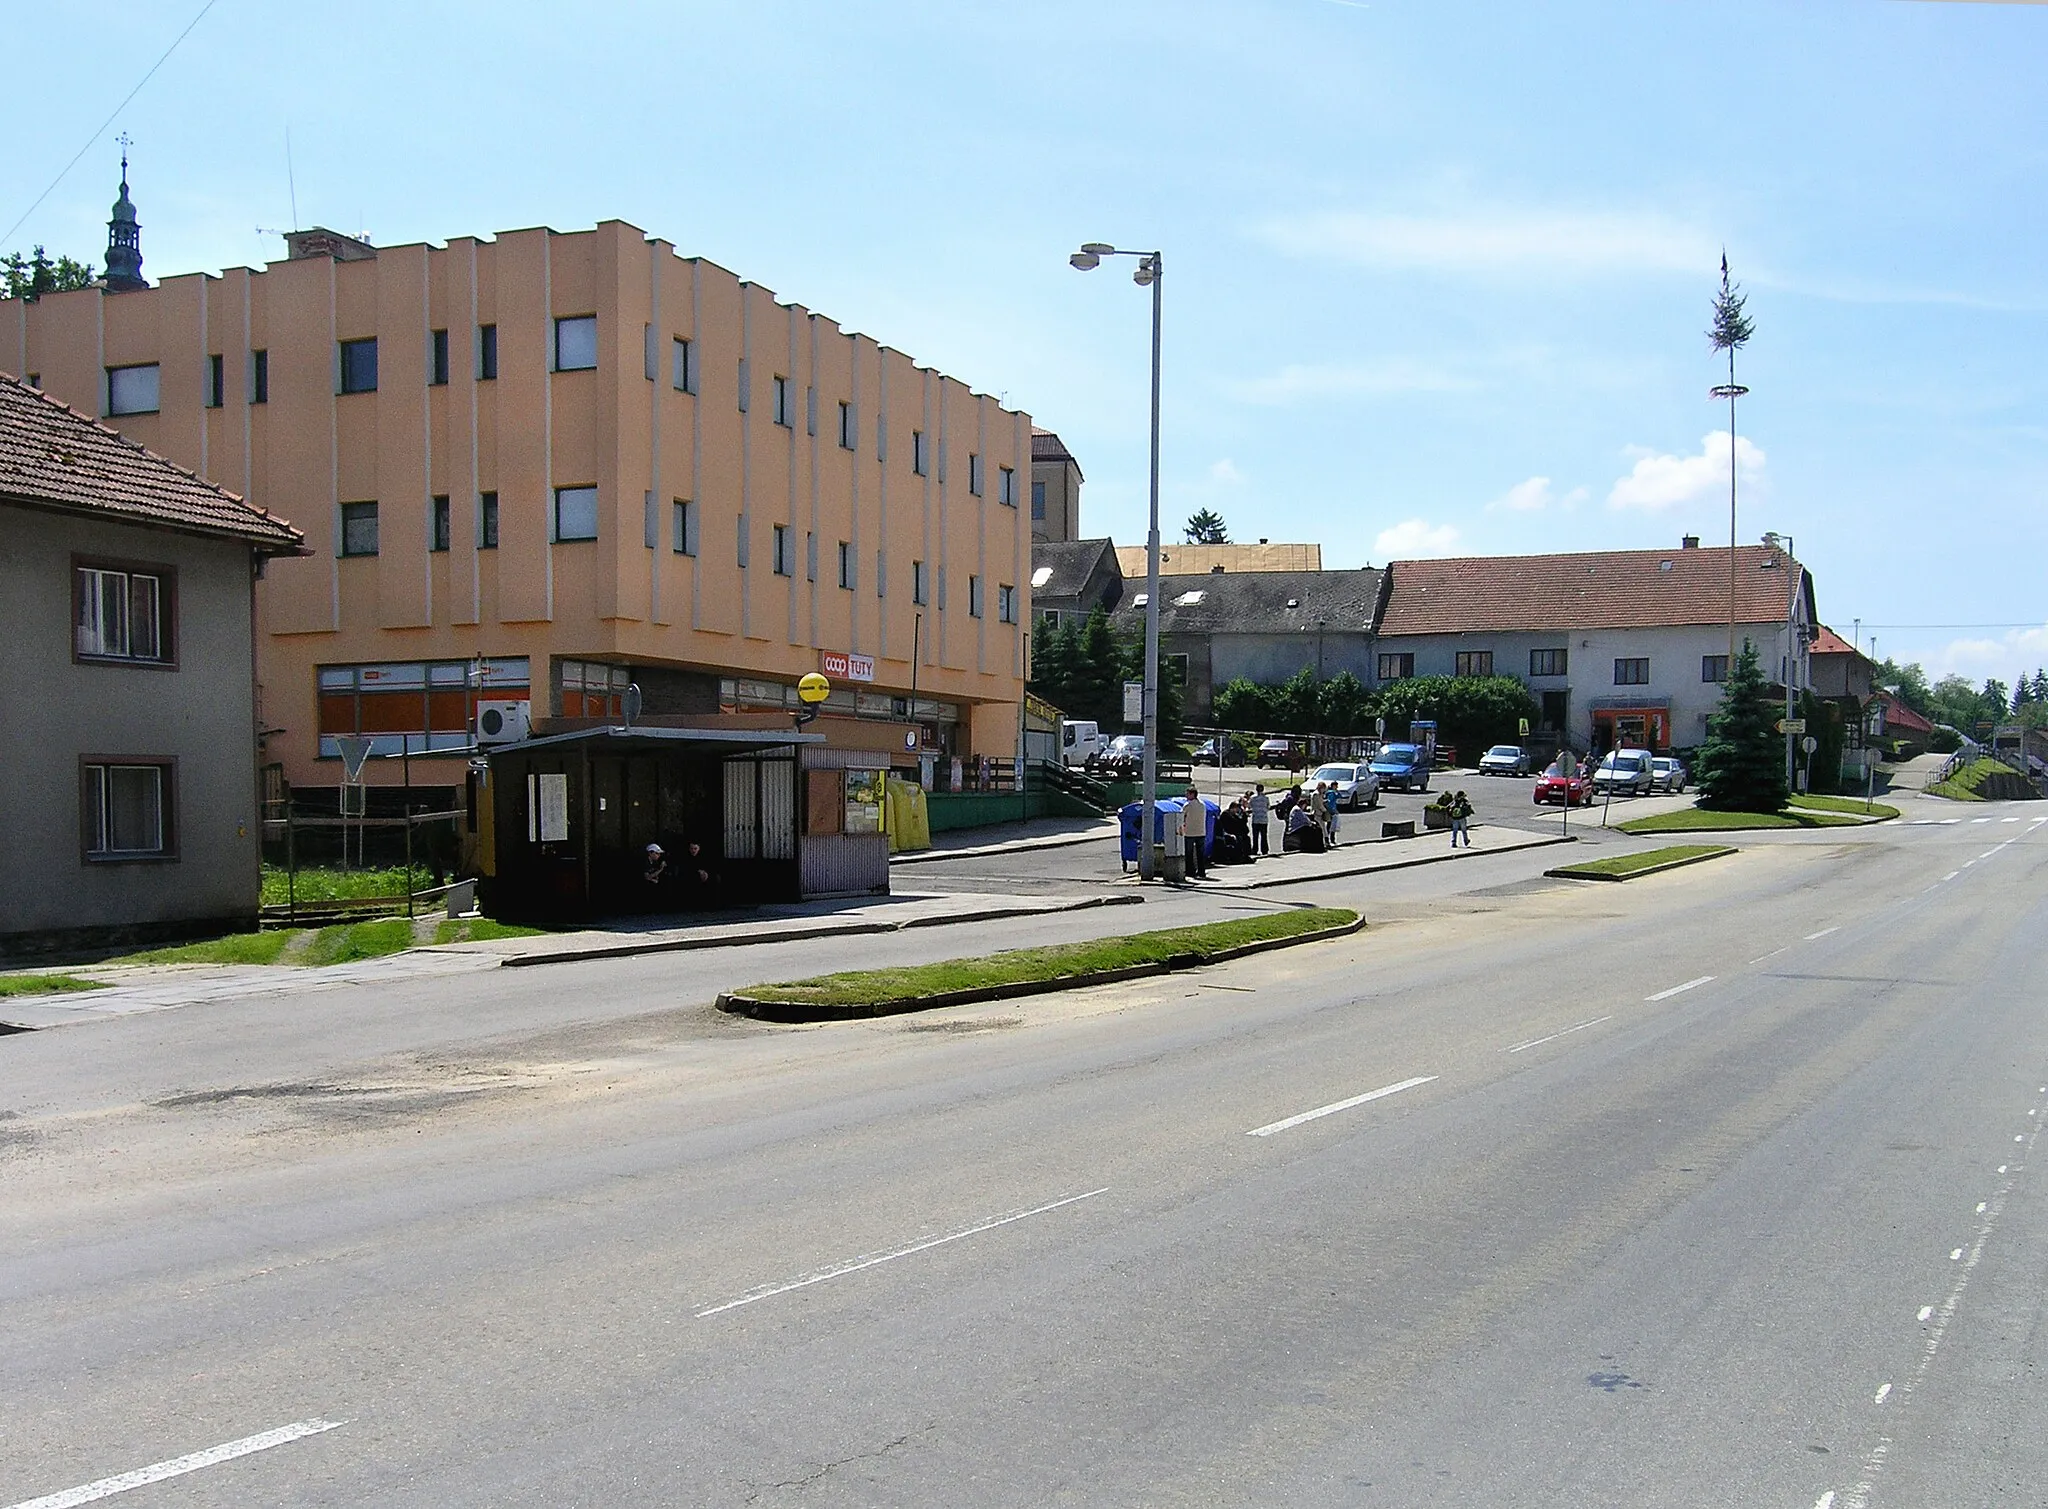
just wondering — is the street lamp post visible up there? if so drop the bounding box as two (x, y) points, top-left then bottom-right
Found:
(1071, 241), (1165, 880)
(1762, 531), (1798, 792)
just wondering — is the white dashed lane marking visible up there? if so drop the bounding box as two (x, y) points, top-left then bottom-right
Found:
(1647, 976), (1714, 1002)
(1248, 1076), (1438, 1137)
(4, 1421), (344, 1509)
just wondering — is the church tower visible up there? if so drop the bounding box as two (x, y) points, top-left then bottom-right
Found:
(104, 144), (146, 293)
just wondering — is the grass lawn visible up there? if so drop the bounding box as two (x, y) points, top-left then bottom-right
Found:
(106, 929), (304, 966)
(1616, 807), (1864, 834)
(300, 918), (419, 966)
(1925, 758), (2038, 803)
(433, 917), (545, 945)
(736, 907), (1358, 1010)
(262, 864), (420, 906)
(1789, 794), (1900, 818)
(0, 973), (108, 997)
(1550, 844), (1734, 879)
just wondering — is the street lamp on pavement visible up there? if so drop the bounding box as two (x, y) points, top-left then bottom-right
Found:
(1761, 531), (1799, 791)
(1071, 241), (1166, 880)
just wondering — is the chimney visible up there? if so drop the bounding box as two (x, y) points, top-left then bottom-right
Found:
(1210, 564), (1225, 574)
(283, 227), (378, 263)
(1681, 534), (1700, 549)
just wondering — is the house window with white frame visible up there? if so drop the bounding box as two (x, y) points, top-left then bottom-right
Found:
(75, 562), (171, 663)
(82, 760), (173, 860)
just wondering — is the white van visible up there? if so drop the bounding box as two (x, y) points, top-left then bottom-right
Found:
(1060, 719), (1106, 768)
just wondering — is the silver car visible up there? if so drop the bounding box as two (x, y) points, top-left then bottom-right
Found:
(1649, 756), (1689, 794)
(1307, 762), (1381, 810)
(1591, 748), (1655, 797)
(1478, 744), (1530, 776)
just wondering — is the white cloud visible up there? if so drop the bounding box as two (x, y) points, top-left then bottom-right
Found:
(1928, 624), (2048, 681)
(1208, 458), (1245, 485)
(1223, 360), (1478, 406)
(1488, 476), (1587, 513)
(1608, 431), (1766, 512)
(1254, 207), (1718, 278)
(1376, 518), (1462, 558)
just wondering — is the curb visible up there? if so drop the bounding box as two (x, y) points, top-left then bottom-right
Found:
(1544, 846), (1736, 883)
(498, 892), (1146, 968)
(1194, 830), (1577, 892)
(714, 913), (1368, 1023)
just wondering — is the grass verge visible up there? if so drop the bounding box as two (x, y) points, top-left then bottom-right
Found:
(0, 973), (109, 998)
(1549, 844), (1734, 880)
(1926, 758), (2038, 803)
(433, 917), (545, 945)
(262, 864), (420, 906)
(1788, 794), (1899, 818)
(734, 907), (1357, 1011)
(1616, 808), (1864, 834)
(107, 930), (303, 966)
(300, 918), (417, 967)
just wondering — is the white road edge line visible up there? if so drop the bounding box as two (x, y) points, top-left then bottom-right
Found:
(1248, 1075), (1438, 1137)
(1647, 975), (1715, 1002)
(1506, 1016), (1612, 1054)
(695, 1188), (1108, 1317)
(6, 1420), (344, 1509)
(1804, 926), (1839, 940)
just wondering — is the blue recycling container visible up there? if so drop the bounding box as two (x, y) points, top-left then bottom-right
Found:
(1119, 796), (1216, 864)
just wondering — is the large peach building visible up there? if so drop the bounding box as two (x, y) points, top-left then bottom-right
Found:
(4, 215), (1033, 805)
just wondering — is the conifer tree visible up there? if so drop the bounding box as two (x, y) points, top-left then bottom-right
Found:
(1694, 639), (1789, 811)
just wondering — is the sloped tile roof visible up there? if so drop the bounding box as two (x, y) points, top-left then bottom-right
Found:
(1031, 537), (1118, 601)
(1809, 624), (1859, 657)
(1871, 691), (1934, 734)
(0, 372), (304, 552)
(1379, 545), (1802, 635)
(1110, 567), (1385, 635)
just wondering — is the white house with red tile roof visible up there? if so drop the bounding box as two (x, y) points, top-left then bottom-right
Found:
(1373, 536), (1815, 756)
(0, 372), (305, 956)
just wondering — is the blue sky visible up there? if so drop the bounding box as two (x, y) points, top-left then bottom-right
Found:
(8, 1), (2046, 688)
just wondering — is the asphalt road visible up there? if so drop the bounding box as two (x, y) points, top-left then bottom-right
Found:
(5, 798), (2045, 1506)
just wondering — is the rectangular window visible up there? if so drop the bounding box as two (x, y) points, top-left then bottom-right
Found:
(339, 338), (378, 394)
(477, 324), (498, 380)
(839, 401), (856, 450)
(673, 499), (697, 556)
(672, 337), (694, 393)
(968, 574), (983, 618)
(936, 439), (948, 484)
(553, 485), (598, 542)
(431, 328), (450, 386)
(772, 524), (794, 576)
(642, 491), (658, 549)
(969, 453), (984, 496)
(1615, 657), (1650, 686)
(431, 495), (451, 552)
(1378, 652), (1414, 681)
(74, 563), (171, 663)
(340, 502), (379, 557)
(912, 430), (929, 476)
(82, 761), (172, 860)
(206, 354), (225, 408)
(772, 375), (793, 427)
(805, 531), (818, 582)
(318, 657), (530, 755)
(838, 540), (855, 590)
(937, 566), (948, 610)
(737, 358), (750, 413)
(106, 363), (160, 416)
(1702, 654), (1730, 684)
(875, 550), (887, 598)
(805, 385), (818, 436)
(251, 349), (268, 404)
(998, 466), (1017, 507)
(554, 315), (597, 372)
(875, 414), (888, 462)
(998, 583), (1017, 623)
(559, 658), (633, 720)
(737, 515), (749, 568)
(478, 492), (499, 549)
(1530, 648), (1568, 677)
(1032, 480), (1046, 520)
(1455, 650), (1493, 677)
(912, 559), (929, 606)
(643, 325), (658, 382)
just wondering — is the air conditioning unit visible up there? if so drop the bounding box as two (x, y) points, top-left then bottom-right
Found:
(475, 699), (530, 746)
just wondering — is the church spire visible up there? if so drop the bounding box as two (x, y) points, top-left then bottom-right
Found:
(104, 137), (146, 293)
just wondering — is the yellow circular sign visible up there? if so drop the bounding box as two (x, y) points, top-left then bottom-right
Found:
(797, 672), (832, 705)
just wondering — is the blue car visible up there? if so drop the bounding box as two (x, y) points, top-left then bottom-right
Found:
(1368, 742), (1432, 793)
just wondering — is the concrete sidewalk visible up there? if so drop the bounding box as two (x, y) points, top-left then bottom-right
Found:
(1131, 821), (1576, 892)
(0, 889), (1147, 1029)
(891, 814), (1120, 865)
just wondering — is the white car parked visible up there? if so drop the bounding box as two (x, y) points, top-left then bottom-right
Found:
(1307, 762), (1381, 810)
(1590, 748), (1655, 797)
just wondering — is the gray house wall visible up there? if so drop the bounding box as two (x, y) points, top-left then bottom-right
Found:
(0, 504), (263, 946)
(1372, 616), (1811, 753)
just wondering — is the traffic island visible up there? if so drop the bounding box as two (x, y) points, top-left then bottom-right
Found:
(716, 907), (1362, 1022)
(1615, 808), (1872, 834)
(1545, 844), (1736, 882)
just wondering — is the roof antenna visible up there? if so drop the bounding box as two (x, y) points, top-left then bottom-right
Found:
(285, 124), (299, 231)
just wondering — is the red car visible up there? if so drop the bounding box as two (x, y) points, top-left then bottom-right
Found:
(1533, 767), (1590, 806)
